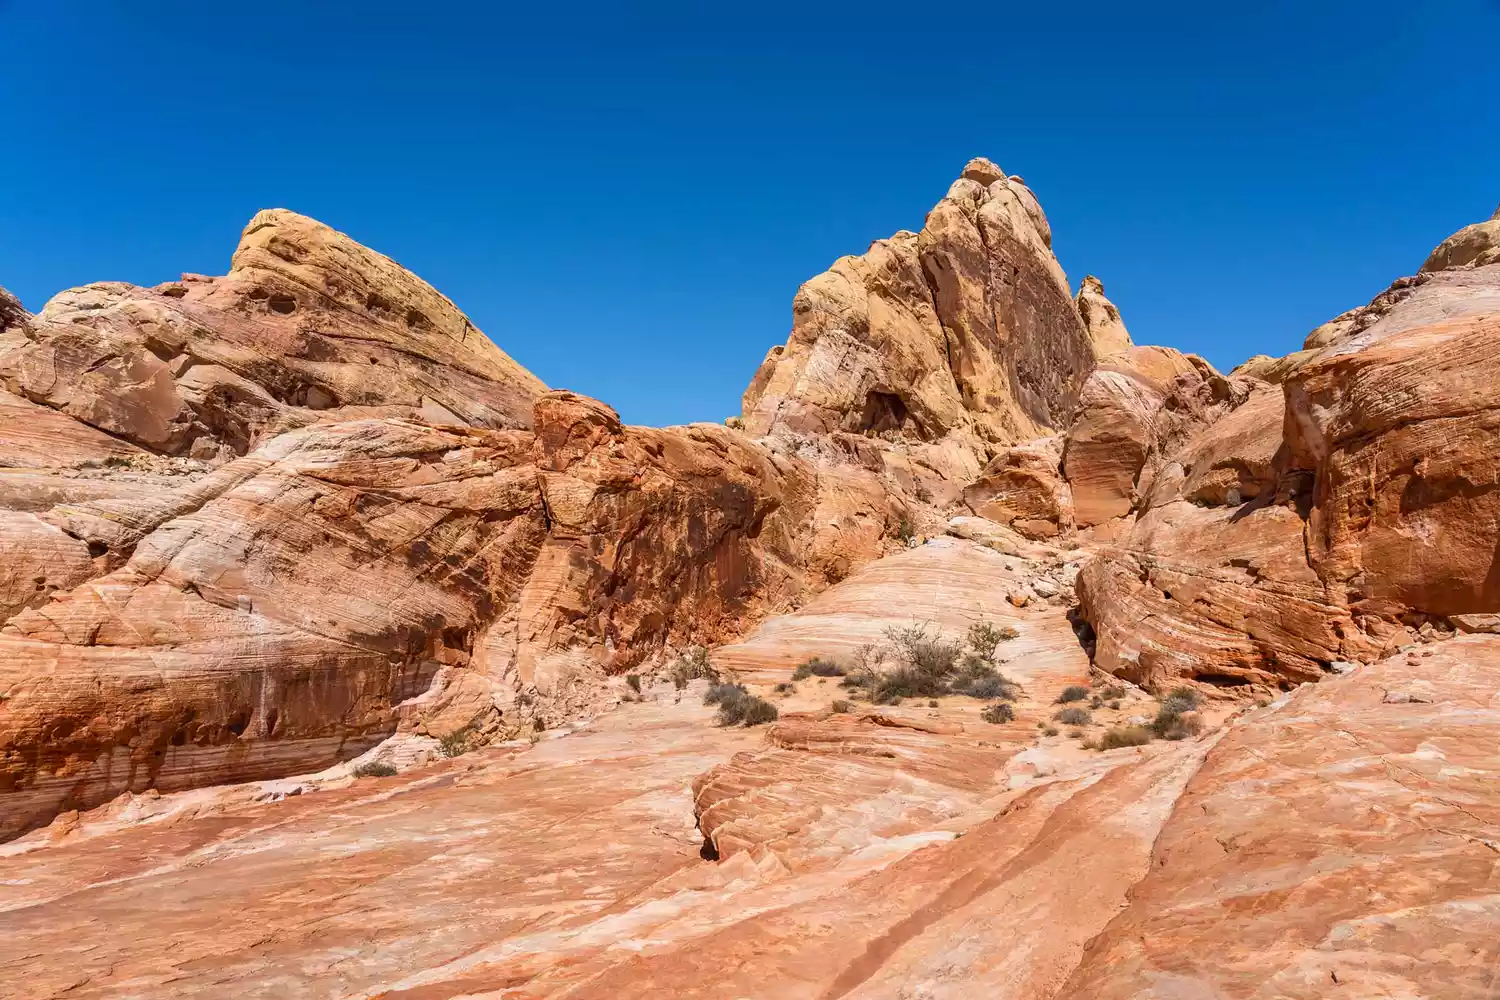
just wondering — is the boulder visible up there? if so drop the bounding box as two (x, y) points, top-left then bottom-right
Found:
(961, 436), (1072, 539)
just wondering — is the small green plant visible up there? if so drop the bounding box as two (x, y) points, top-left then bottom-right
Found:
(625, 674), (642, 694)
(353, 761), (397, 778)
(966, 621), (1019, 659)
(831, 699), (852, 713)
(1099, 725), (1153, 749)
(791, 658), (845, 680)
(1055, 707), (1091, 726)
(1056, 685), (1090, 704)
(438, 729), (473, 758)
(894, 517), (916, 544)
(981, 702), (1015, 724)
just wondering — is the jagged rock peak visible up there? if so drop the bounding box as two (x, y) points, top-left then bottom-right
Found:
(741, 158), (1110, 470)
(1075, 275), (1132, 357)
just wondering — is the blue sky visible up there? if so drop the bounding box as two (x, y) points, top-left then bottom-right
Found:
(2, 1), (1498, 427)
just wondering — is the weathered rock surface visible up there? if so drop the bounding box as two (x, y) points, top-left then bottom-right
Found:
(1, 210), (547, 458)
(1421, 202), (1500, 272)
(0, 388), (898, 839)
(1061, 346), (1240, 528)
(1079, 221), (1500, 692)
(1060, 636), (1500, 999)
(742, 158), (1110, 479)
(1074, 274), (1132, 356)
(961, 435), (1072, 538)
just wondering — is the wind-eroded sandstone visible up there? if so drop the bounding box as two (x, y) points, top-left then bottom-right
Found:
(0, 210), (546, 459)
(742, 159), (1122, 487)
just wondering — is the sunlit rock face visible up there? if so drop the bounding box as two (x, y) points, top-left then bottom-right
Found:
(742, 158), (1109, 482)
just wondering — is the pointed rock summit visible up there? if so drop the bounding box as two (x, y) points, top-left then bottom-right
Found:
(1075, 275), (1132, 357)
(740, 158), (1127, 477)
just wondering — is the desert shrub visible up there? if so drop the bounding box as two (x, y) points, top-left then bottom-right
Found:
(1056, 685), (1090, 704)
(1069, 729), (1085, 739)
(1098, 684), (1127, 700)
(1160, 686), (1199, 714)
(840, 669), (876, 692)
(1099, 725), (1153, 749)
(966, 621), (1019, 659)
(981, 702), (1015, 724)
(1043, 725), (1060, 736)
(830, 699), (852, 714)
(873, 666), (939, 703)
(927, 699), (939, 708)
(671, 646), (719, 689)
(792, 658), (845, 680)
(438, 728), (474, 758)
(1150, 687), (1204, 741)
(717, 690), (779, 727)
(353, 761), (397, 778)
(774, 682), (795, 695)
(1090, 695), (1104, 709)
(1108, 700), (1122, 711)
(1055, 707), (1091, 726)
(848, 643), (884, 672)
(704, 682), (747, 706)
(1152, 709), (1203, 741)
(625, 674), (642, 694)
(951, 674), (1015, 700)
(895, 517), (916, 544)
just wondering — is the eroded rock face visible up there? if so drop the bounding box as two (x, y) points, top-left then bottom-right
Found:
(742, 158), (1106, 472)
(1061, 346), (1242, 528)
(1074, 274), (1132, 357)
(1079, 232), (1500, 691)
(0, 210), (547, 458)
(0, 388), (899, 839)
(961, 435), (1072, 539)
(1285, 259), (1500, 622)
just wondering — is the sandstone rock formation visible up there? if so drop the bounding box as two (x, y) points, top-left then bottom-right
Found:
(0, 210), (547, 459)
(4, 163), (1499, 1000)
(741, 158), (1113, 486)
(1074, 274), (1132, 356)
(1078, 207), (1500, 692)
(960, 435), (1073, 538)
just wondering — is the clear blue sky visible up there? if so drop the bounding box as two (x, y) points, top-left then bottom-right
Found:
(3, 2), (1498, 427)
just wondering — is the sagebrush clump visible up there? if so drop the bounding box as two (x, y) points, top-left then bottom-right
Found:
(1055, 706), (1091, 726)
(708, 683), (779, 726)
(353, 761), (398, 778)
(792, 658), (845, 681)
(1099, 725), (1152, 749)
(981, 702), (1014, 724)
(1056, 685), (1089, 704)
